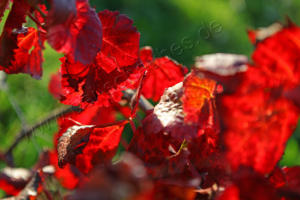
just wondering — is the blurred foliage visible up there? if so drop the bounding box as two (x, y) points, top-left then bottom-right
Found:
(0, 0), (300, 176)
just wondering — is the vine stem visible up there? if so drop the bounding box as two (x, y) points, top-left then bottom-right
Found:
(4, 106), (81, 163)
(3, 90), (153, 165)
(122, 89), (154, 112)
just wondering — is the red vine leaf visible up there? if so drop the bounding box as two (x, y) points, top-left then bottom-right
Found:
(55, 105), (127, 173)
(129, 73), (220, 180)
(219, 22), (300, 174)
(217, 168), (280, 200)
(47, 0), (102, 65)
(140, 46), (188, 101)
(0, 0), (30, 69)
(60, 10), (142, 107)
(97, 10), (140, 73)
(182, 71), (217, 123)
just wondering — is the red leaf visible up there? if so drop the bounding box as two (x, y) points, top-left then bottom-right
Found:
(0, 0), (45, 79)
(283, 85), (300, 108)
(47, 0), (102, 65)
(140, 46), (188, 101)
(129, 73), (220, 180)
(273, 167), (300, 199)
(219, 23), (300, 174)
(217, 169), (280, 200)
(60, 57), (142, 107)
(75, 122), (126, 173)
(59, 10), (142, 107)
(140, 73), (219, 140)
(222, 89), (298, 174)
(0, 0), (30, 68)
(55, 105), (127, 173)
(182, 71), (217, 123)
(0, 27), (45, 79)
(47, 0), (76, 29)
(251, 23), (300, 89)
(97, 10), (140, 73)
(12, 27), (45, 79)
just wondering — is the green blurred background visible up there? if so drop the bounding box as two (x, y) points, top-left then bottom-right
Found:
(1, 0), (300, 179)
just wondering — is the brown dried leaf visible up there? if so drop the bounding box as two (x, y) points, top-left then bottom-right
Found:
(57, 124), (95, 168)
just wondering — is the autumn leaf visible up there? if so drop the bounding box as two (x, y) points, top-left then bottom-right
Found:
(97, 10), (140, 73)
(60, 10), (142, 108)
(140, 46), (188, 101)
(47, 0), (102, 65)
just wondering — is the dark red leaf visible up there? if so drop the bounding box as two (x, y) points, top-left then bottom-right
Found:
(0, 27), (45, 79)
(217, 168), (280, 200)
(66, 153), (153, 200)
(47, 0), (76, 29)
(272, 167), (300, 199)
(12, 27), (45, 79)
(0, 0), (45, 79)
(59, 10), (142, 107)
(0, 0), (30, 68)
(47, 0), (102, 65)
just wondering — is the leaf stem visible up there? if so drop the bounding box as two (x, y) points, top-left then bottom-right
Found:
(122, 89), (154, 112)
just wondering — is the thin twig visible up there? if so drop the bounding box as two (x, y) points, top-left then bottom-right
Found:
(5, 106), (81, 157)
(122, 89), (154, 112)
